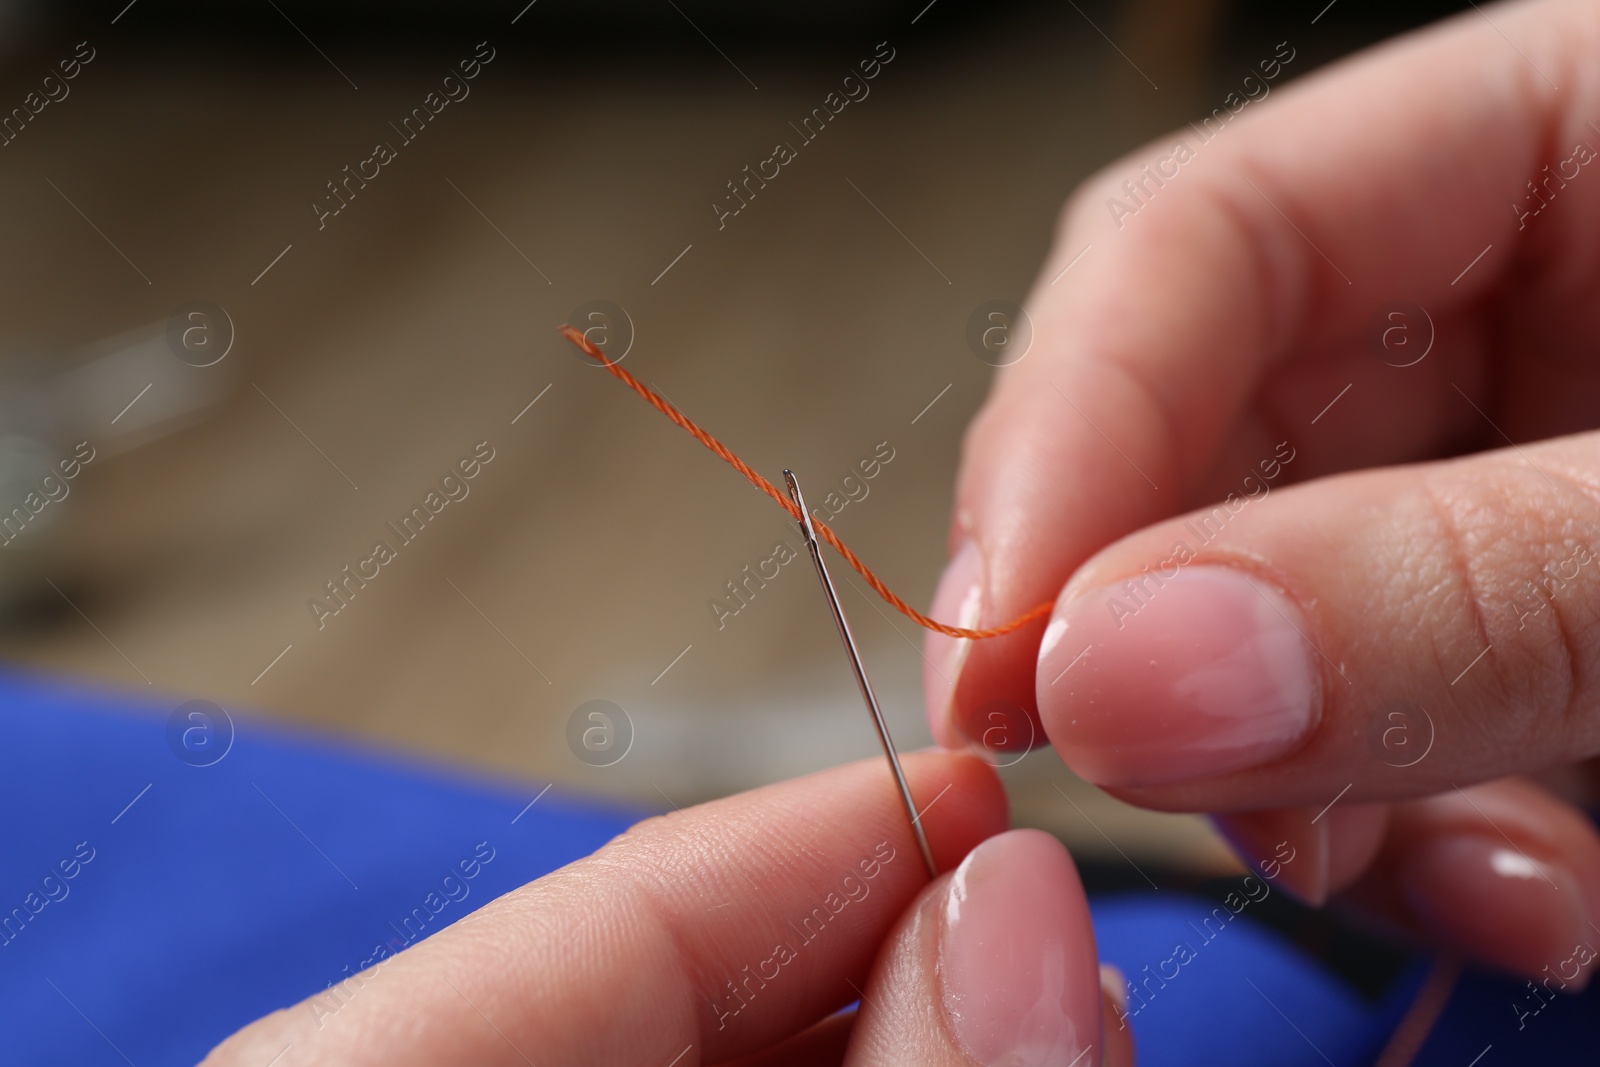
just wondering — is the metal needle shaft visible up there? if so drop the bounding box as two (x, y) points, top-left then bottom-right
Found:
(783, 469), (938, 880)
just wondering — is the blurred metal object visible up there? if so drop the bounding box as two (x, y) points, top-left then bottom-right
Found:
(784, 468), (938, 880)
(0, 316), (237, 551)
(59, 315), (237, 453)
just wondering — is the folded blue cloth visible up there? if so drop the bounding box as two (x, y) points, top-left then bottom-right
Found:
(0, 668), (1591, 1064)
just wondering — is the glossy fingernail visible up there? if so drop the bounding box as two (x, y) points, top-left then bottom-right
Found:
(1399, 835), (1596, 986)
(940, 829), (1100, 1066)
(1098, 964), (1128, 1015)
(1099, 964), (1135, 1067)
(924, 538), (984, 747)
(1036, 566), (1320, 788)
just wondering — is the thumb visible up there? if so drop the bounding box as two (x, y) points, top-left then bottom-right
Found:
(1034, 429), (1600, 811)
(926, 0), (1600, 749)
(845, 830), (1123, 1067)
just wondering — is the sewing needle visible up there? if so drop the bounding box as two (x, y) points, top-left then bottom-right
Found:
(783, 469), (938, 880)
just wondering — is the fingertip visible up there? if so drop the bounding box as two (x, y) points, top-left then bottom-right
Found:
(922, 539), (984, 747)
(1036, 565), (1320, 790)
(1211, 802), (1388, 909)
(849, 829), (1104, 1066)
(1212, 806), (1331, 907)
(922, 528), (1054, 762)
(1099, 964), (1136, 1067)
(1340, 781), (1600, 990)
(939, 830), (1100, 1066)
(901, 749), (1010, 872)
(1398, 833), (1597, 986)
(1324, 802), (1392, 893)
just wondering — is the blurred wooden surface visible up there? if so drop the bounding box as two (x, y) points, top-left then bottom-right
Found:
(0, 3), (1251, 873)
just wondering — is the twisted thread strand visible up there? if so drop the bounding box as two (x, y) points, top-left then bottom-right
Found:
(559, 325), (1052, 640)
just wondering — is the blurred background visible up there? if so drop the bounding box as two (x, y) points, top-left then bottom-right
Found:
(0, 0), (1470, 879)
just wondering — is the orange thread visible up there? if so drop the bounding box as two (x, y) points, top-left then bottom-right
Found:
(559, 324), (1054, 640)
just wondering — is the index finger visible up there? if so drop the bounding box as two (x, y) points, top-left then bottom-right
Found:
(924, 0), (1600, 747)
(202, 750), (1007, 1067)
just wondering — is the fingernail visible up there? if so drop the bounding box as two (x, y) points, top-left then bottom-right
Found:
(940, 829), (1100, 1066)
(923, 538), (984, 747)
(1099, 964), (1135, 1067)
(1212, 807), (1329, 907)
(1036, 566), (1320, 788)
(1399, 835), (1595, 985)
(1098, 963), (1128, 1014)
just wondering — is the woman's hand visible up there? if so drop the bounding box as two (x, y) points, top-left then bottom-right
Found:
(203, 750), (1130, 1066)
(926, 0), (1600, 985)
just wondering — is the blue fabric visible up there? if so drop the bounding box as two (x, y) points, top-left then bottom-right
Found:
(0, 668), (1594, 1064)
(1094, 896), (1406, 1066)
(0, 669), (638, 1065)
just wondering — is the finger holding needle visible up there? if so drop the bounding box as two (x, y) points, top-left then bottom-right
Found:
(785, 468), (938, 881)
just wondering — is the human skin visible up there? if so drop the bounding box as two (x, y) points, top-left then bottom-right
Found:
(202, 752), (1129, 1067)
(924, 0), (1600, 988)
(212, 2), (1600, 1063)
